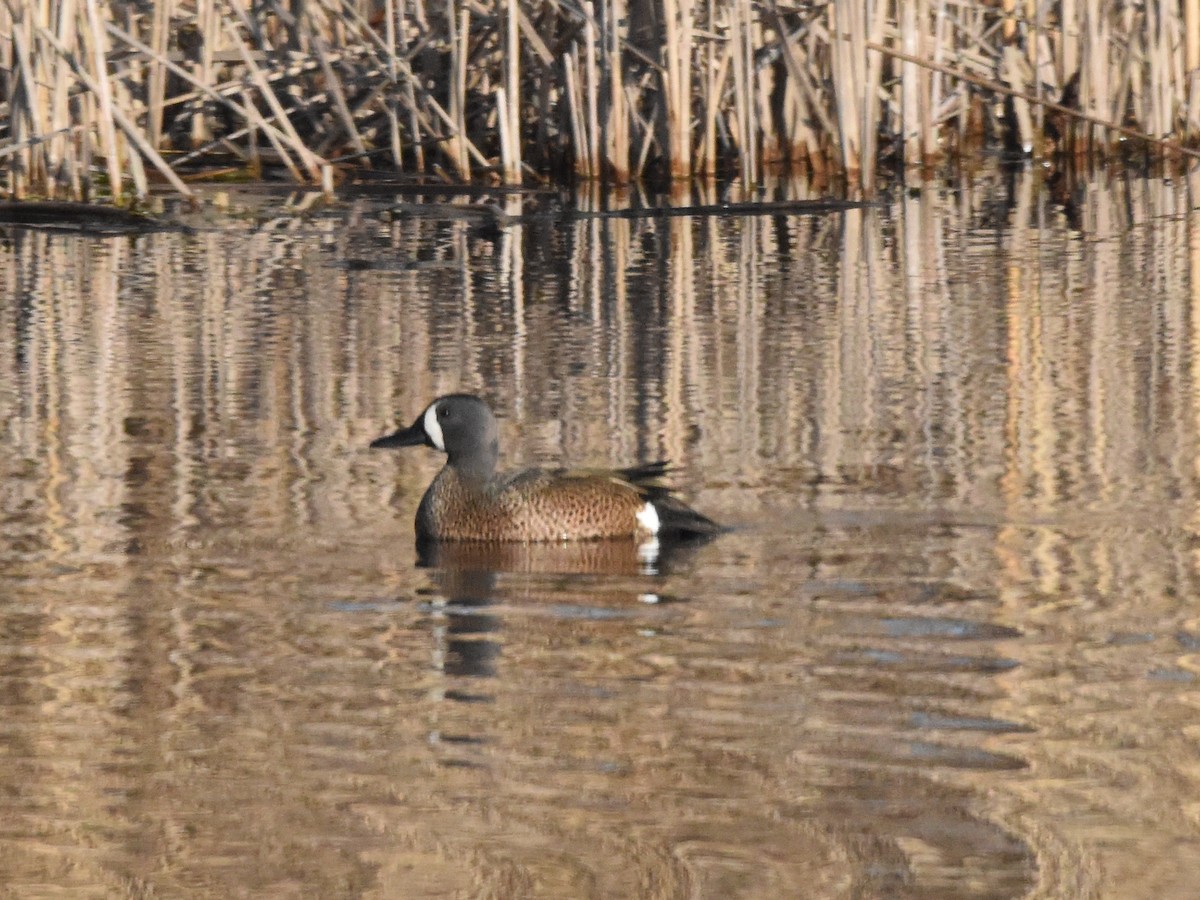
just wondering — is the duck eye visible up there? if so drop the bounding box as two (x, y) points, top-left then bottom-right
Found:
(438, 407), (450, 419)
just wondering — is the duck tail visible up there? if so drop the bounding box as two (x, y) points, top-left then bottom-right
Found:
(651, 494), (725, 539)
(616, 460), (672, 485)
(620, 460), (724, 539)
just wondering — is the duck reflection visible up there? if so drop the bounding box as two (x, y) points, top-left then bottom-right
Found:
(422, 565), (502, 681)
(418, 540), (655, 683)
(416, 533), (713, 577)
(416, 534), (714, 727)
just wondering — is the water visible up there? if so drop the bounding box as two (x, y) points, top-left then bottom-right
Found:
(1, 171), (1199, 897)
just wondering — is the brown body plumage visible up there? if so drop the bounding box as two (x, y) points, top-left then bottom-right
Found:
(417, 465), (660, 541)
(371, 395), (721, 543)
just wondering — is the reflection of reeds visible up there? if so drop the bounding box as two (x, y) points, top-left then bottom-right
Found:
(5, 3), (1200, 202)
(4, 182), (1200, 833)
(0, 174), (1194, 556)
(6, 182), (1200, 895)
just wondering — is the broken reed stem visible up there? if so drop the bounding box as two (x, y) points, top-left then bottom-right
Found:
(496, 86), (513, 180)
(48, 0), (76, 192)
(146, 0), (170, 151)
(697, 0), (716, 176)
(584, 3), (601, 184)
(8, 4), (42, 196)
(901, 0), (921, 165)
(451, 5), (470, 179)
(505, 0), (522, 182)
(391, 0), (423, 172)
(3, 0), (1200, 204)
(221, 17), (324, 181)
(37, 21), (194, 196)
(662, 0), (695, 179)
(104, 20), (329, 178)
(564, 48), (589, 179)
(81, 0), (122, 199)
(311, 33), (369, 162)
(381, 0), (401, 169)
(867, 39), (1200, 161)
(731, 0), (758, 187)
(242, 84), (301, 182)
(606, 0), (629, 182)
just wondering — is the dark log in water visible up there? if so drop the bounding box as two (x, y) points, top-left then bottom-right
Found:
(0, 201), (190, 234)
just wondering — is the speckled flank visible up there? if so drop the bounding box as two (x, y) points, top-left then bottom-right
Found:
(417, 467), (656, 542)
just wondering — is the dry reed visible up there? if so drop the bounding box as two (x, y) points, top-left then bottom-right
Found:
(3, 1), (1200, 203)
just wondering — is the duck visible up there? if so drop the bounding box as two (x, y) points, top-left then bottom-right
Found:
(370, 394), (721, 543)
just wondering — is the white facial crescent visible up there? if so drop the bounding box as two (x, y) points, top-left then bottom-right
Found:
(424, 403), (445, 451)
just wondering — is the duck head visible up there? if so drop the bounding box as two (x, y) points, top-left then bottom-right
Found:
(371, 394), (500, 479)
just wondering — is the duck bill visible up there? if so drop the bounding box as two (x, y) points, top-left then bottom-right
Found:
(369, 417), (426, 449)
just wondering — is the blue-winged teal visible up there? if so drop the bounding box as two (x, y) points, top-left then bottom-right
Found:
(370, 394), (721, 542)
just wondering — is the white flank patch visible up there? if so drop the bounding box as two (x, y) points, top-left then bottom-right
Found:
(636, 501), (661, 535)
(424, 403), (445, 451)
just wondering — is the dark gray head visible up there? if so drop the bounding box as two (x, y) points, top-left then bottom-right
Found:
(370, 394), (500, 479)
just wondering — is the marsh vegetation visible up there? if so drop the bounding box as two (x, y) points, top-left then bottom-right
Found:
(4, 1), (1200, 202)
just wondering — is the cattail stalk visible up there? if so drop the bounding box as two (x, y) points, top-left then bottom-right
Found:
(146, 0), (170, 150)
(605, 0), (629, 182)
(584, 2), (600, 182)
(730, 0), (757, 186)
(663, 0), (694, 178)
(505, 0), (522, 182)
(83, 0), (123, 198)
(565, 49), (589, 178)
(450, 5), (470, 178)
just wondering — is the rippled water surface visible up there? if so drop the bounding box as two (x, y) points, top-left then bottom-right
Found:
(3, 173), (1200, 897)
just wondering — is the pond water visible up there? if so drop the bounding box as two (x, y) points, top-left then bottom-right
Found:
(1, 171), (1199, 898)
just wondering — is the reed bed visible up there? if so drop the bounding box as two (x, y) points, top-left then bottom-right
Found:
(3, 1), (1200, 202)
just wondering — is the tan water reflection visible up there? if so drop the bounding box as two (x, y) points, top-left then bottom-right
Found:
(1, 173), (1200, 896)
